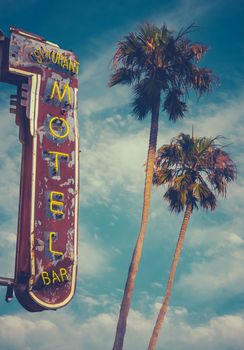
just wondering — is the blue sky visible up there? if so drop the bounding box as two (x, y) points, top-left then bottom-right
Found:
(0, 0), (244, 349)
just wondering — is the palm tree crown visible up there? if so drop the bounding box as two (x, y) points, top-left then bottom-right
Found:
(153, 133), (237, 213)
(109, 23), (217, 121)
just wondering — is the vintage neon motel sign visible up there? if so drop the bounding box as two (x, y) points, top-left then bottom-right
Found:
(0, 27), (79, 311)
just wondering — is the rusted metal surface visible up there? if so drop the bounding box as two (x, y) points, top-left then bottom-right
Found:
(0, 27), (79, 311)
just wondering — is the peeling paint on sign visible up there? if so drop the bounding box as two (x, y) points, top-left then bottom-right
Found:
(1, 27), (79, 312)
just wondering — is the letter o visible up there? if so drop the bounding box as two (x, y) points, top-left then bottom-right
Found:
(49, 117), (70, 139)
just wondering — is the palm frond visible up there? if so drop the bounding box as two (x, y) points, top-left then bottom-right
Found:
(176, 23), (198, 41)
(131, 78), (160, 119)
(108, 67), (135, 87)
(199, 188), (217, 211)
(163, 90), (187, 122)
(164, 187), (184, 213)
(131, 83), (151, 120)
(191, 67), (218, 95)
(153, 167), (174, 185)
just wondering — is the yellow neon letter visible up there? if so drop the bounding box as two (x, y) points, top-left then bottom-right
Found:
(50, 81), (71, 104)
(75, 62), (80, 74)
(41, 272), (51, 285)
(51, 51), (59, 64)
(62, 57), (69, 70)
(60, 268), (69, 282)
(46, 151), (69, 173)
(68, 59), (75, 73)
(42, 47), (51, 60)
(50, 191), (64, 215)
(33, 48), (43, 64)
(49, 117), (70, 139)
(52, 270), (61, 283)
(49, 232), (63, 256)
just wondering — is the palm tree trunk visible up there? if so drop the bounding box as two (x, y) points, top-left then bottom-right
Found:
(113, 101), (160, 350)
(148, 203), (192, 350)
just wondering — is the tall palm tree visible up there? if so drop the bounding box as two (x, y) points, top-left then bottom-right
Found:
(109, 23), (217, 350)
(148, 133), (237, 350)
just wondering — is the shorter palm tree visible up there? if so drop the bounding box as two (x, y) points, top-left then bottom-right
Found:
(148, 133), (237, 350)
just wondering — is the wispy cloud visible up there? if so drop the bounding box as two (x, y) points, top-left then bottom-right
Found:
(154, 0), (220, 30)
(80, 114), (148, 206)
(0, 107), (21, 224)
(78, 234), (110, 278)
(0, 231), (17, 277)
(0, 307), (243, 350)
(175, 225), (244, 302)
(78, 45), (129, 117)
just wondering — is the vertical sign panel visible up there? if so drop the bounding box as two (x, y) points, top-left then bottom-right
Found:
(8, 27), (79, 311)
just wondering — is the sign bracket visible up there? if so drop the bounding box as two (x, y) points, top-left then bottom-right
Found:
(0, 277), (15, 302)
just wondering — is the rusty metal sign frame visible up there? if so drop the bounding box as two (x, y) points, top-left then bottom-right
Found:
(0, 27), (79, 312)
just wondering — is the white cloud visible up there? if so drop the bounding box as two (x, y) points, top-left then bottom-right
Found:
(0, 315), (59, 350)
(79, 294), (114, 307)
(0, 307), (243, 350)
(154, 0), (219, 31)
(187, 227), (244, 250)
(227, 233), (244, 245)
(183, 92), (244, 143)
(0, 231), (17, 277)
(80, 114), (148, 206)
(123, 308), (244, 350)
(152, 282), (163, 289)
(173, 306), (188, 316)
(78, 240), (109, 278)
(177, 249), (244, 299)
(0, 107), (21, 221)
(78, 47), (129, 117)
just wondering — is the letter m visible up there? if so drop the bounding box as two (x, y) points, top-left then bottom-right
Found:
(50, 81), (71, 104)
